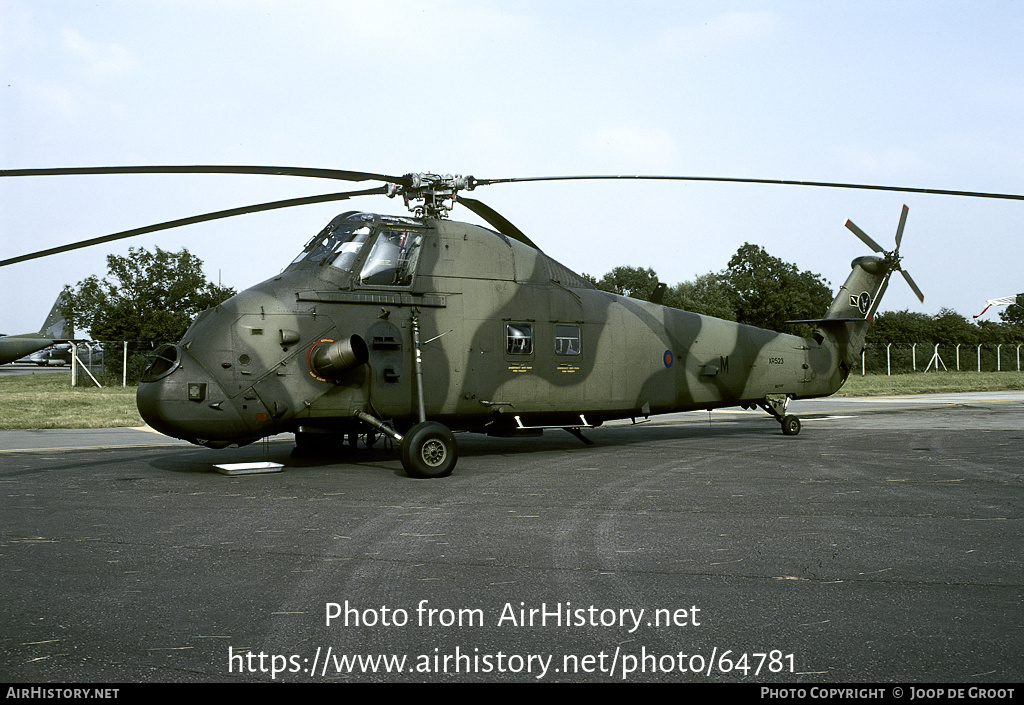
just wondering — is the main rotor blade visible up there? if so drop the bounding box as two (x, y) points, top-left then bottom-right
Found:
(456, 196), (539, 249)
(0, 165), (412, 187)
(894, 204), (909, 248)
(472, 175), (1024, 201)
(0, 187), (387, 268)
(844, 219), (885, 253)
(10, 169), (1021, 201)
(901, 269), (925, 303)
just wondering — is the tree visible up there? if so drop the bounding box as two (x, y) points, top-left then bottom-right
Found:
(866, 310), (932, 345)
(998, 294), (1024, 327)
(663, 273), (736, 320)
(592, 266), (662, 302)
(62, 246), (235, 381)
(721, 243), (833, 334)
(929, 308), (980, 345)
(976, 318), (1024, 345)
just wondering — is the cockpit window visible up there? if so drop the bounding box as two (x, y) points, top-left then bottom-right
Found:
(359, 230), (424, 287)
(291, 213), (372, 270)
(291, 214), (424, 287)
(324, 226), (371, 270)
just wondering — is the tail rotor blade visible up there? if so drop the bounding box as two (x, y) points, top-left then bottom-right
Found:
(901, 270), (925, 303)
(845, 219), (885, 253)
(894, 204), (909, 249)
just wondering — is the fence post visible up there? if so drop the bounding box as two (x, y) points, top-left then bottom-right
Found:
(925, 343), (947, 372)
(123, 341), (128, 387)
(72, 345), (102, 387)
(862, 341), (1024, 373)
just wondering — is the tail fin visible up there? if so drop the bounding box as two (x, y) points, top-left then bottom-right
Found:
(813, 254), (893, 375)
(824, 255), (893, 321)
(38, 293), (74, 340)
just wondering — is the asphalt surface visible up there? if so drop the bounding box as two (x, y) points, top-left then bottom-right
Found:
(0, 363), (70, 376)
(1, 392), (1021, 683)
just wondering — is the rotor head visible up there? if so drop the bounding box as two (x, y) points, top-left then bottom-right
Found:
(386, 173), (477, 218)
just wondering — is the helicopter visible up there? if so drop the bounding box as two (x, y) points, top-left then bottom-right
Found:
(1, 166), (1021, 478)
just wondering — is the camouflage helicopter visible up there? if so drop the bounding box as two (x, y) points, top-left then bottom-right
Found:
(1, 166), (1020, 478)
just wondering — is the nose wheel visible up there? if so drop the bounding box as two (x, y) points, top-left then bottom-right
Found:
(401, 421), (458, 478)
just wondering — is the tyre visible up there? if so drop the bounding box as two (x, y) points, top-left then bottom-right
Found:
(781, 415), (801, 436)
(401, 421), (457, 478)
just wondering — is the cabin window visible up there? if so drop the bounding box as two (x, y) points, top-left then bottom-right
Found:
(359, 230), (424, 286)
(506, 324), (533, 355)
(554, 324), (581, 355)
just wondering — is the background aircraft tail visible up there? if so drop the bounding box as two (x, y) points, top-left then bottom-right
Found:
(39, 292), (74, 340)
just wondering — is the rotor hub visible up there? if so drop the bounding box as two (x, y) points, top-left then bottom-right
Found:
(386, 173), (476, 218)
(883, 249), (903, 272)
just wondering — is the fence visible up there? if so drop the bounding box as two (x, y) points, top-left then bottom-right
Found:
(69, 340), (164, 387)
(861, 343), (1024, 375)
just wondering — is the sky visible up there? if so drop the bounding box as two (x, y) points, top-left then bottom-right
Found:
(1, 1), (1022, 336)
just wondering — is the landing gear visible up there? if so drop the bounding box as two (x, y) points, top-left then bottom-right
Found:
(401, 421), (458, 478)
(350, 428), (378, 449)
(757, 395), (802, 436)
(293, 429), (338, 454)
(294, 425), (386, 456)
(296, 410), (457, 477)
(396, 313), (458, 478)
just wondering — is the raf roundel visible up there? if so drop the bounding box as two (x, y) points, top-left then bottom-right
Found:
(858, 292), (872, 315)
(663, 350), (674, 368)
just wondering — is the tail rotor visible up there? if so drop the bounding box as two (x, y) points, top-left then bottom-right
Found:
(845, 204), (924, 303)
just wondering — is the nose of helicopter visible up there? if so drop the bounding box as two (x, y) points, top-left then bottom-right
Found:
(137, 344), (257, 448)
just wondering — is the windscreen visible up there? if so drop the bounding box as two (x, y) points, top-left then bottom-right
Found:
(291, 213), (425, 287)
(359, 229), (424, 286)
(291, 213), (372, 271)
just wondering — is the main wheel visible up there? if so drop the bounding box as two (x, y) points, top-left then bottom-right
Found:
(781, 414), (801, 436)
(401, 421), (457, 478)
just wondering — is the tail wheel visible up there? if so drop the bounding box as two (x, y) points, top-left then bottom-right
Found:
(401, 421), (458, 478)
(781, 415), (801, 436)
